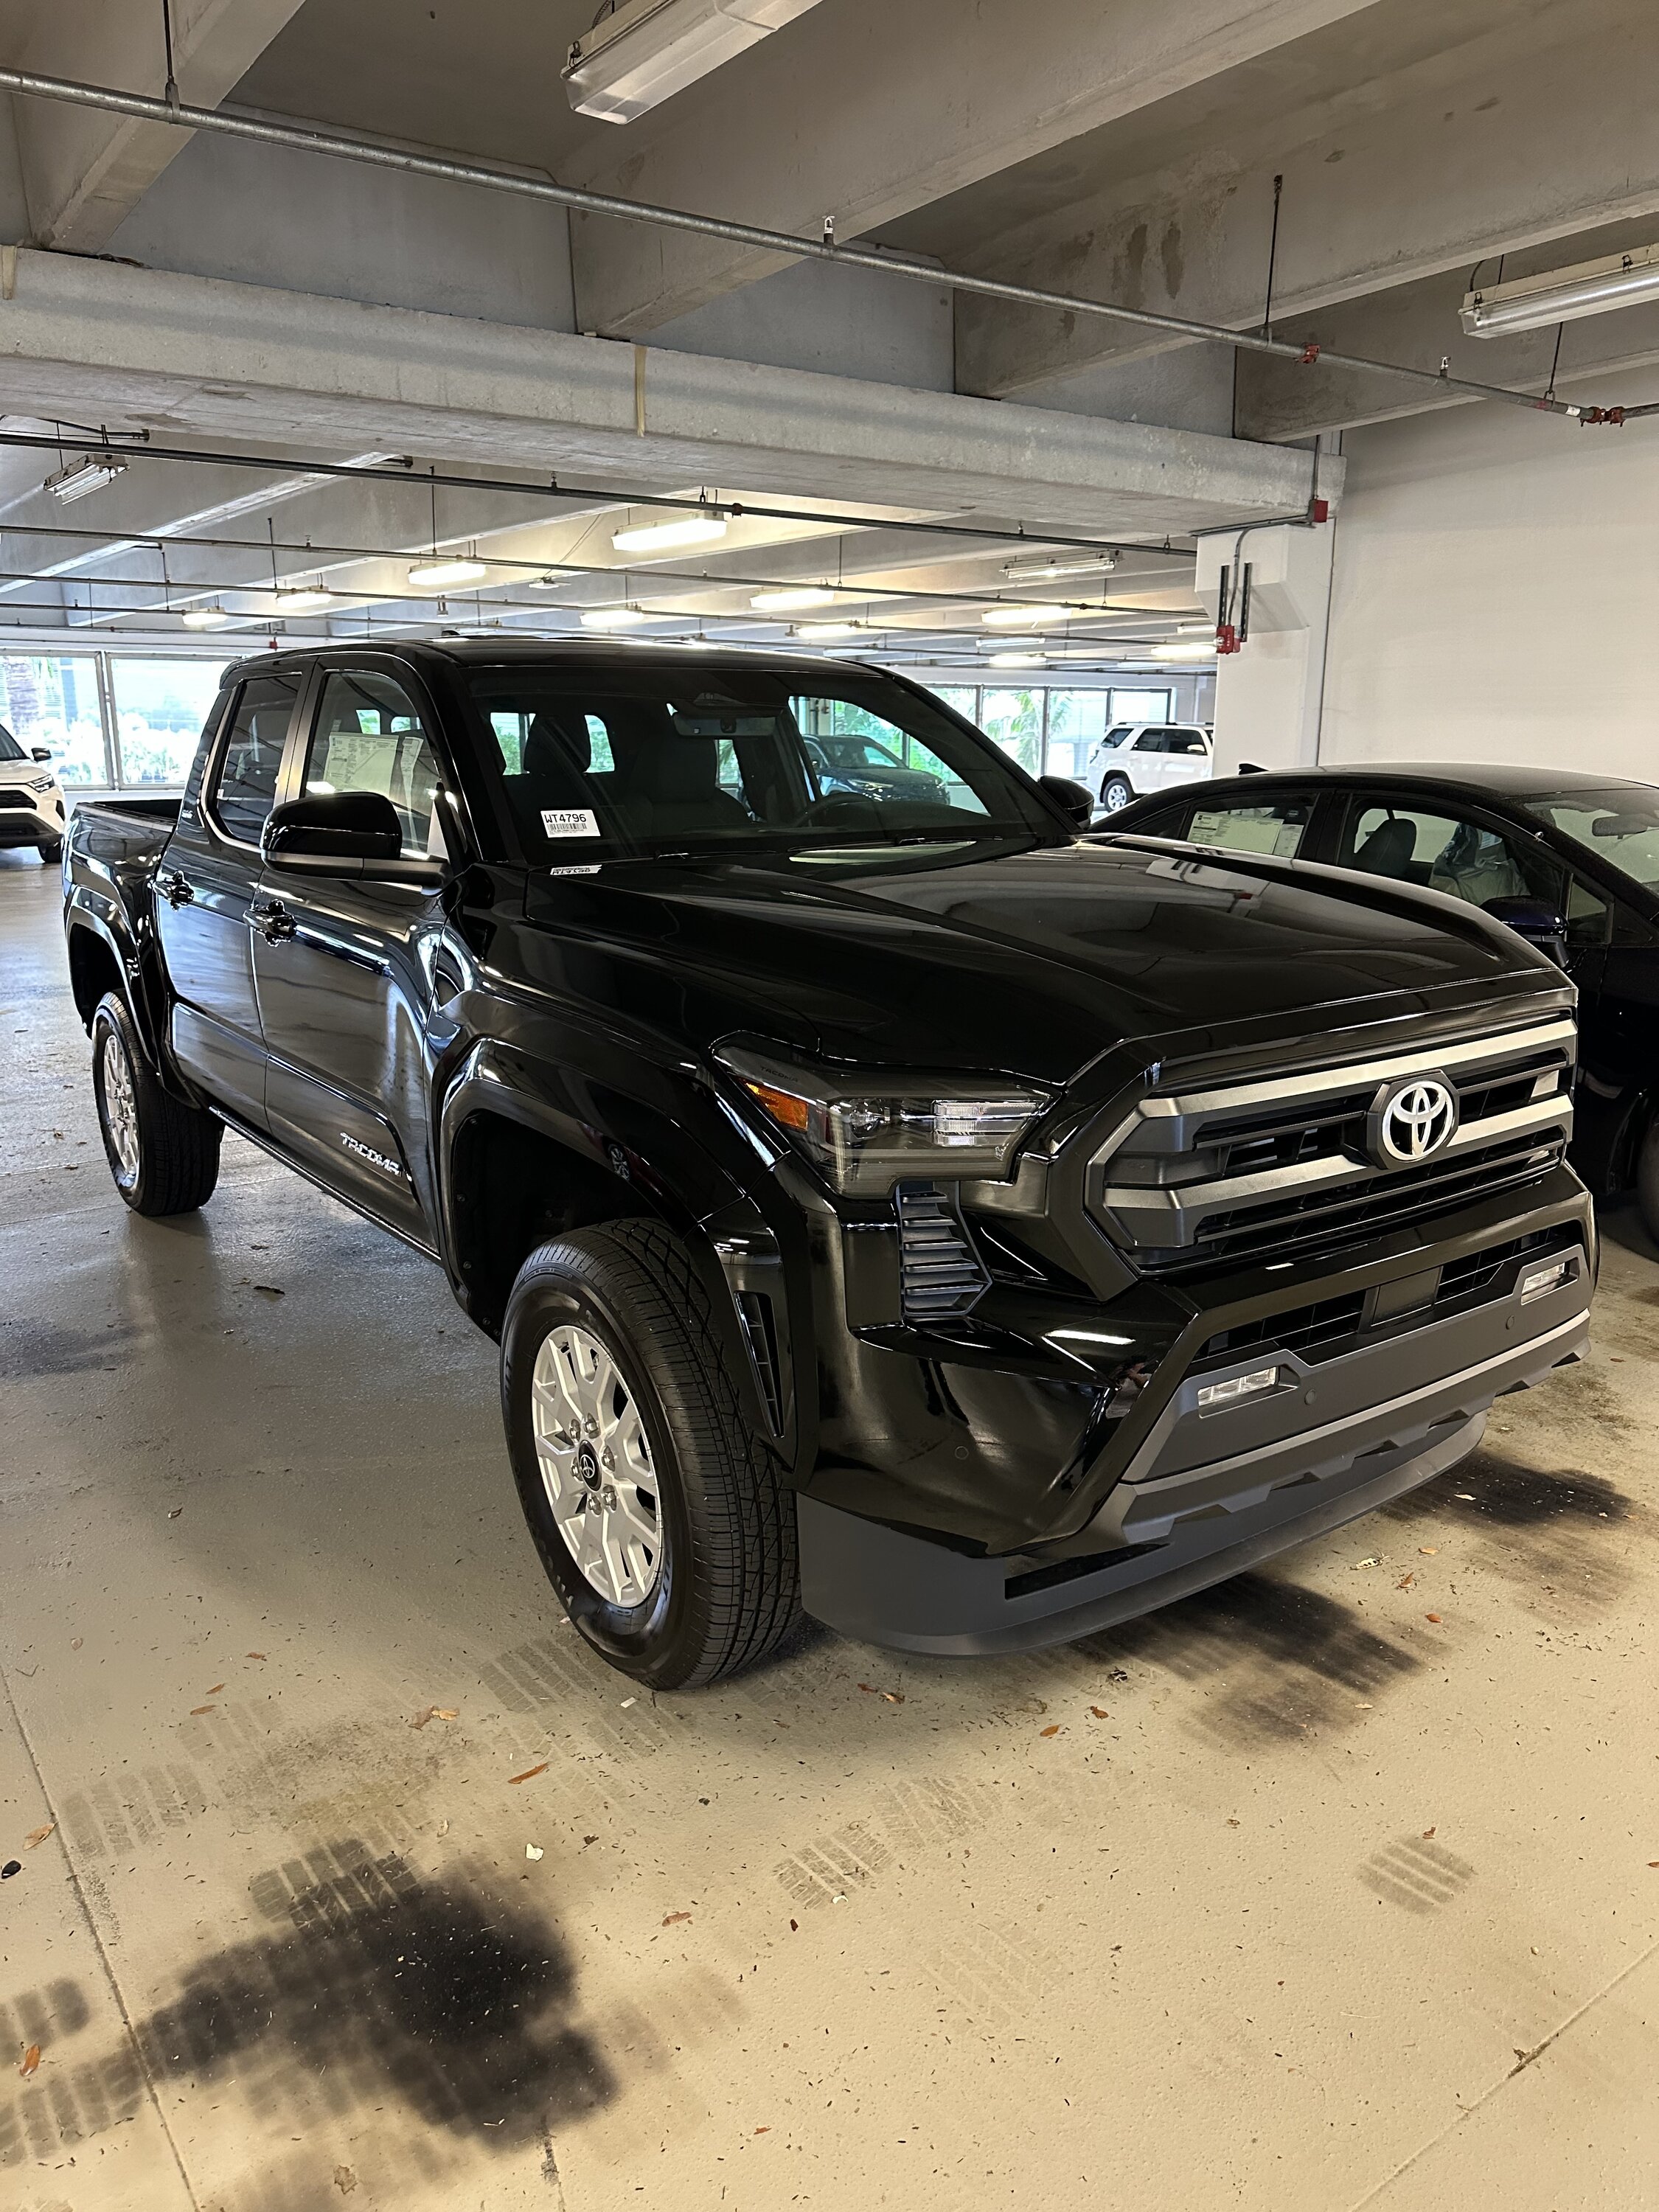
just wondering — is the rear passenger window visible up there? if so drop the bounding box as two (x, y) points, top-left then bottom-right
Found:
(1188, 799), (1312, 857)
(209, 672), (299, 844)
(1340, 801), (1562, 908)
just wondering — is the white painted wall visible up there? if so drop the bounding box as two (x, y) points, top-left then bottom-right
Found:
(1321, 363), (1659, 776)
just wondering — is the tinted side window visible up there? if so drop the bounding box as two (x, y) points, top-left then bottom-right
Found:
(1565, 874), (1611, 949)
(209, 673), (299, 844)
(1338, 799), (1562, 908)
(305, 669), (444, 857)
(1133, 729), (1169, 753)
(1188, 798), (1313, 858)
(1166, 728), (1208, 756)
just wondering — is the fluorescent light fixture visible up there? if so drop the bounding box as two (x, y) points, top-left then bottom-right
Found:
(408, 557), (487, 587)
(45, 452), (128, 504)
(983, 602), (1068, 629)
(1003, 552), (1118, 584)
(1154, 644), (1217, 663)
(611, 510), (728, 554)
(1195, 1365), (1281, 1412)
(563, 0), (824, 125)
(1461, 243), (1659, 337)
(274, 587), (334, 615)
(988, 651), (1046, 667)
(1177, 621), (1216, 635)
(750, 586), (835, 612)
(794, 621), (863, 640)
(181, 605), (232, 630)
(581, 605), (653, 630)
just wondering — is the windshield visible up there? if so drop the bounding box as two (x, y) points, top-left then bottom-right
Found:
(1518, 785), (1659, 888)
(467, 665), (1059, 860)
(0, 724), (25, 763)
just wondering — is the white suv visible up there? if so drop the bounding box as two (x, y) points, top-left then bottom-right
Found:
(0, 726), (67, 862)
(1090, 723), (1213, 815)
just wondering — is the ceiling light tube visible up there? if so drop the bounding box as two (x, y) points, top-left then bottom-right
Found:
(581, 605), (653, 629)
(982, 602), (1068, 629)
(563, 0), (826, 126)
(274, 587), (333, 614)
(794, 621), (863, 640)
(750, 586), (836, 611)
(1461, 244), (1659, 337)
(44, 452), (128, 504)
(1002, 552), (1118, 584)
(611, 511), (728, 554)
(987, 651), (1047, 667)
(408, 556), (487, 586)
(1153, 640), (1218, 660)
(181, 605), (232, 629)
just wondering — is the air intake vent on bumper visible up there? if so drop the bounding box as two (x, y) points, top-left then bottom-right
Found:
(895, 1181), (988, 1318)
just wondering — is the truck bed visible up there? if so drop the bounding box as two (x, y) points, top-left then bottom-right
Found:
(69, 795), (181, 866)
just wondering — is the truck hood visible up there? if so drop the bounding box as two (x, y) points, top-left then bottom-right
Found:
(521, 835), (1554, 1088)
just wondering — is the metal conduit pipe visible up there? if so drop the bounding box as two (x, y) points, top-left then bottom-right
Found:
(0, 64), (1646, 430)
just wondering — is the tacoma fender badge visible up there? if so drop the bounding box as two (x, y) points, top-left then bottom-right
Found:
(340, 1132), (404, 1178)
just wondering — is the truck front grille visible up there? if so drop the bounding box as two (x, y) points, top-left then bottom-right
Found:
(1089, 1017), (1575, 1270)
(895, 1180), (988, 1317)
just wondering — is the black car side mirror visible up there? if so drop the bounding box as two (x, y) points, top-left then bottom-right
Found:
(1483, 894), (1568, 968)
(1040, 774), (1094, 829)
(263, 790), (404, 869)
(30, 745), (51, 763)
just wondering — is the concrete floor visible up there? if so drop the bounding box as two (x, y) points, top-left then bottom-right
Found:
(2, 848), (1657, 2212)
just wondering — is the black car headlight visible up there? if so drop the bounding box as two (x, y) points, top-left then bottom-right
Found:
(715, 1041), (1046, 1196)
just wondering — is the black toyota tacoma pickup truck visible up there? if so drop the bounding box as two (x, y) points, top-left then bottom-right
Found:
(63, 643), (1593, 1687)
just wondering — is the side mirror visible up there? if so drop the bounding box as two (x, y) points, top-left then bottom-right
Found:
(1483, 894), (1568, 968)
(30, 745), (52, 764)
(263, 790), (403, 869)
(1040, 774), (1094, 829)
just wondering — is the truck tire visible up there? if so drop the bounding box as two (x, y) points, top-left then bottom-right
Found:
(501, 1221), (801, 1689)
(1098, 773), (1134, 815)
(1637, 1114), (1659, 1248)
(91, 990), (222, 1216)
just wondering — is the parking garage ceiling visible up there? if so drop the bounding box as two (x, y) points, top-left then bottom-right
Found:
(0, 0), (1649, 668)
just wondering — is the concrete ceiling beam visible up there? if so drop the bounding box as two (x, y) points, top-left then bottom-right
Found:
(4, 0), (307, 250)
(952, 0), (1659, 401)
(0, 250), (1330, 540)
(562, 0), (1381, 338)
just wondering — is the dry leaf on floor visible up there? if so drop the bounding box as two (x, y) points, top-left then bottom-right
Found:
(333, 2168), (357, 2197)
(857, 1683), (905, 1703)
(1089, 1706), (1109, 1719)
(411, 1706), (459, 1729)
(1419, 1545), (1438, 1556)
(189, 1705), (215, 1716)
(582, 1834), (598, 1846)
(252, 1284), (285, 1297)
(507, 1762), (548, 1785)
(1039, 1723), (1061, 1738)
(662, 1910), (692, 1926)
(1422, 1826), (1437, 1838)
(18, 2045), (40, 2079)
(1425, 1613), (1442, 1624)
(1226, 1818), (1241, 1828)
(23, 1825), (54, 1848)
(205, 1683), (225, 1695)
(754, 2126), (771, 2135)
(246, 1652), (266, 1661)
(790, 1919), (799, 1931)
(1397, 1573), (1415, 1590)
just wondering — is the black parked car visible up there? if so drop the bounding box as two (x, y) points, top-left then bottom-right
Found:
(1105, 763), (1659, 1234)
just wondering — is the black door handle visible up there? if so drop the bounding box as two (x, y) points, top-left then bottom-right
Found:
(250, 900), (296, 944)
(159, 870), (194, 907)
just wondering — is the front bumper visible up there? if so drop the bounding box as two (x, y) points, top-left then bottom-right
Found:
(0, 791), (64, 846)
(798, 1266), (1588, 1655)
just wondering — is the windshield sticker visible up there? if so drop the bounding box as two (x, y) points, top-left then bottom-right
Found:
(540, 808), (601, 838)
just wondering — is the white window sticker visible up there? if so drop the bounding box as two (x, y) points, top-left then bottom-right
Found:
(540, 807), (601, 838)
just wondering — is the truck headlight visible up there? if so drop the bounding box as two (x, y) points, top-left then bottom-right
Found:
(714, 1042), (1046, 1195)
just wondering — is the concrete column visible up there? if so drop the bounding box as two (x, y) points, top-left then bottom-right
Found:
(1195, 520), (1335, 775)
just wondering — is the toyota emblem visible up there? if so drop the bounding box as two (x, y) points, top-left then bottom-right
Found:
(1367, 1074), (1458, 1169)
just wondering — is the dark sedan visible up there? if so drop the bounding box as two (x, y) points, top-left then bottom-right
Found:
(1104, 763), (1659, 1235)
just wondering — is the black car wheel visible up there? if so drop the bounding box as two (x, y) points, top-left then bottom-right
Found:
(38, 838), (63, 865)
(1098, 773), (1134, 814)
(91, 990), (222, 1216)
(501, 1220), (801, 1688)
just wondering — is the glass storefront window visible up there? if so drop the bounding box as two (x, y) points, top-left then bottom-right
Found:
(1044, 691), (1109, 781)
(110, 658), (226, 785)
(978, 688), (1043, 775)
(1107, 687), (1172, 726)
(929, 686), (980, 724)
(0, 655), (108, 783)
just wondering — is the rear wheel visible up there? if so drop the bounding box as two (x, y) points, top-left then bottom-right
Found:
(1099, 773), (1134, 814)
(91, 991), (221, 1216)
(501, 1220), (801, 1688)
